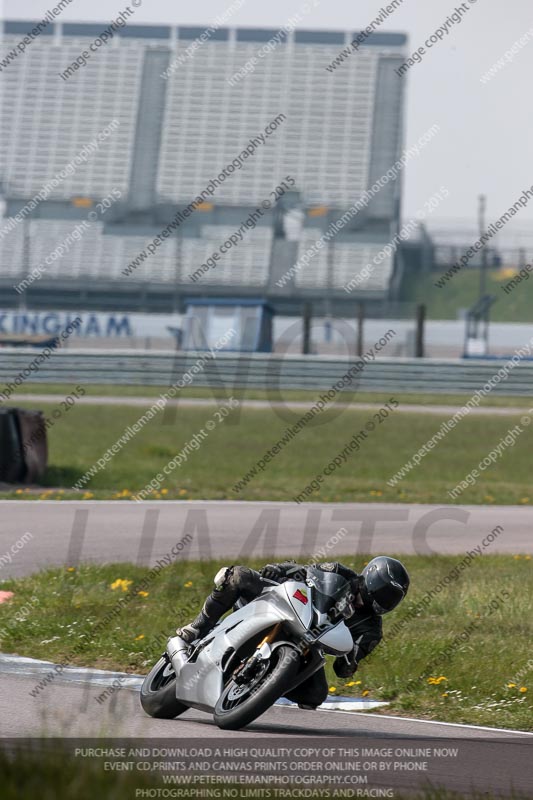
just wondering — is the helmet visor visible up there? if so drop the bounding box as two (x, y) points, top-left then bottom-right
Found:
(370, 581), (406, 614)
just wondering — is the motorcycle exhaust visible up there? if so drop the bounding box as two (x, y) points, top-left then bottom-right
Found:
(166, 635), (190, 674)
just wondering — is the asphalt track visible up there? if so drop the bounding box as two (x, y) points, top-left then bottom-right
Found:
(11, 392), (533, 416)
(3, 668), (532, 741)
(3, 668), (511, 740)
(1, 669), (532, 795)
(0, 500), (531, 579)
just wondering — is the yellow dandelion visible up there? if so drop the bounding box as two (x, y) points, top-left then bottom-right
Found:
(354, 680), (362, 685)
(345, 681), (356, 687)
(161, 489), (168, 495)
(520, 498), (530, 504)
(525, 556), (532, 561)
(362, 690), (370, 697)
(110, 578), (133, 592)
(179, 489), (188, 496)
(496, 267), (520, 282)
(184, 581), (193, 588)
(134, 634), (145, 641)
(137, 591), (149, 598)
(82, 492), (94, 500)
(67, 567), (76, 573)
(441, 693), (449, 698)
(328, 686), (337, 693)
(520, 687), (528, 693)
(507, 683), (517, 688)
(15, 489), (24, 495)
(513, 555), (522, 560)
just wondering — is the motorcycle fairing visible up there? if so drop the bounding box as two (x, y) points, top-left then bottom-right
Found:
(316, 621), (353, 654)
(173, 580), (352, 713)
(175, 583), (308, 711)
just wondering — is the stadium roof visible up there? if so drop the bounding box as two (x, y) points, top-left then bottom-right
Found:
(2, 20), (407, 47)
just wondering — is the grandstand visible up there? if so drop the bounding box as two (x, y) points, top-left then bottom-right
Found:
(0, 20), (414, 316)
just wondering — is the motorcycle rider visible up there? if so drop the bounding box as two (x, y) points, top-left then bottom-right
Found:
(176, 556), (409, 710)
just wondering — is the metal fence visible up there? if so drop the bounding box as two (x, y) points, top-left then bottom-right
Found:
(1, 348), (533, 396)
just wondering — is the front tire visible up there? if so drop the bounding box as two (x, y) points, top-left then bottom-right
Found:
(140, 656), (188, 719)
(213, 644), (300, 730)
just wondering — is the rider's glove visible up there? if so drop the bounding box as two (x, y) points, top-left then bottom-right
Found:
(333, 651), (358, 679)
(260, 564), (284, 582)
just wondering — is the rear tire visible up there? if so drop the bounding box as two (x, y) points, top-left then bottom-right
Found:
(213, 644), (300, 730)
(140, 656), (188, 719)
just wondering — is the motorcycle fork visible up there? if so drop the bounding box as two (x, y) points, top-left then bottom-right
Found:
(257, 623), (281, 649)
(234, 624), (282, 684)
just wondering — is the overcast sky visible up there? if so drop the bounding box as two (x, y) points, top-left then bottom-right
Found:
(4, 0), (533, 241)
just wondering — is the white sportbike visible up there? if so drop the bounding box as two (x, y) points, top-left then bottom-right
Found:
(140, 566), (354, 730)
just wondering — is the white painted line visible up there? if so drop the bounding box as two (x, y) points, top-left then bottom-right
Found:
(0, 654), (143, 688)
(338, 711), (533, 737)
(276, 696), (389, 712)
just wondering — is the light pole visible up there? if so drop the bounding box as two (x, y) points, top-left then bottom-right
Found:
(478, 194), (488, 304)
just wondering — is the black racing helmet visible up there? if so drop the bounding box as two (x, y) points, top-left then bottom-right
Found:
(360, 556), (410, 615)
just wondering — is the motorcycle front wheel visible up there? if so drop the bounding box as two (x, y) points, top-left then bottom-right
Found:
(140, 656), (189, 719)
(213, 644), (300, 730)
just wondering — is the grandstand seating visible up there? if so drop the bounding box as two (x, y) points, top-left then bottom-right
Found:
(295, 230), (394, 291)
(1, 34), (143, 200)
(0, 22), (407, 303)
(0, 218), (273, 286)
(158, 41), (379, 208)
(1, 216), (393, 291)
(184, 225), (272, 285)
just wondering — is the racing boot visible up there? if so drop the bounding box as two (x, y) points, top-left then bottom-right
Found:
(176, 608), (215, 644)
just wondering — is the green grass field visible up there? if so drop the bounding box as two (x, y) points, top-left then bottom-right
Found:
(405, 266), (533, 322)
(1, 555), (531, 731)
(5, 398), (533, 504)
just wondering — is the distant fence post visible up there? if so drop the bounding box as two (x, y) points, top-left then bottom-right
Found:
(415, 304), (426, 358)
(357, 302), (365, 357)
(302, 302), (312, 355)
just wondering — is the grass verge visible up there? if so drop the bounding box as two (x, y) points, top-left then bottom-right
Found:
(1, 555), (531, 731)
(404, 265), (533, 323)
(3, 400), (533, 504)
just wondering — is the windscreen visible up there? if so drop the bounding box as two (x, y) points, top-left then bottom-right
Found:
(306, 566), (351, 615)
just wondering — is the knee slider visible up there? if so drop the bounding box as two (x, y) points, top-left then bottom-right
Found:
(213, 566), (231, 590)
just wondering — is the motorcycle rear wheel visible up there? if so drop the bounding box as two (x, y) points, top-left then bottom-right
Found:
(140, 656), (189, 719)
(213, 644), (299, 730)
